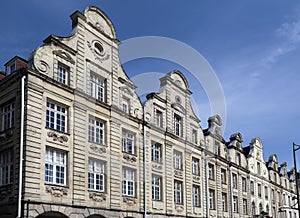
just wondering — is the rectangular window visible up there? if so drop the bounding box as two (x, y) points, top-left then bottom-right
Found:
(88, 159), (105, 191)
(151, 143), (162, 163)
(250, 181), (254, 195)
(173, 151), (182, 170)
(90, 74), (105, 102)
(265, 186), (268, 199)
(192, 129), (197, 144)
(57, 65), (68, 85)
(45, 148), (66, 185)
(46, 102), (67, 132)
(215, 141), (220, 155)
(192, 185), (200, 207)
(242, 177), (247, 192)
(258, 183), (261, 198)
(122, 131), (135, 154)
(236, 153), (241, 165)
(174, 114), (181, 136)
(243, 199), (247, 215)
(233, 196), (238, 213)
(88, 117), (105, 144)
(122, 98), (129, 114)
(221, 168), (226, 184)
(222, 192), (227, 212)
(122, 168), (135, 196)
(152, 175), (161, 201)
(208, 163), (215, 180)
(232, 173), (237, 189)
(0, 150), (13, 186)
(174, 180), (183, 204)
(209, 189), (215, 209)
(1, 102), (15, 130)
(192, 157), (199, 175)
(155, 109), (163, 128)
(257, 162), (261, 175)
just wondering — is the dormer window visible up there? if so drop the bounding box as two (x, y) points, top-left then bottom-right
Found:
(174, 114), (182, 136)
(57, 64), (69, 85)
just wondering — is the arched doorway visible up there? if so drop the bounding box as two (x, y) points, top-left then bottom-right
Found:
(87, 216), (106, 218)
(36, 212), (68, 218)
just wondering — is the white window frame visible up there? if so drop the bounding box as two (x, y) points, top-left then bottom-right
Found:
(89, 117), (105, 144)
(221, 168), (226, 184)
(1, 102), (15, 130)
(174, 114), (181, 136)
(209, 189), (215, 209)
(208, 163), (215, 180)
(45, 148), (66, 185)
(222, 192), (227, 212)
(192, 157), (199, 175)
(250, 181), (254, 195)
(152, 175), (161, 201)
(90, 74), (105, 102)
(232, 173), (237, 189)
(122, 131), (135, 154)
(151, 143), (161, 163)
(242, 177), (247, 192)
(57, 65), (68, 85)
(243, 198), (247, 215)
(233, 196), (238, 213)
(192, 185), (200, 207)
(173, 151), (182, 170)
(155, 109), (163, 128)
(122, 98), (129, 114)
(192, 129), (197, 144)
(46, 102), (67, 132)
(88, 159), (105, 191)
(122, 168), (135, 196)
(258, 183), (262, 198)
(174, 180), (183, 204)
(0, 150), (13, 186)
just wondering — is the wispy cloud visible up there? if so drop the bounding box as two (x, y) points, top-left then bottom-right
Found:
(263, 19), (300, 66)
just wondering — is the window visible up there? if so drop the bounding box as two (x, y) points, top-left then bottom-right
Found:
(57, 65), (68, 84)
(0, 150), (13, 186)
(90, 74), (105, 102)
(88, 159), (105, 191)
(174, 114), (181, 136)
(192, 129), (197, 144)
(45, 148), (66, 185)
(243, 199), (247, 215)
(221, 168), (226, 184)
(192, 157), (199, 175)
(272, 189), (275, 202)
(232, 173), (237, 189)
(242, 177), (247, 192)
(222, 192), (227, 212)
(174, 180), (183, 204)
(192, 185), (200, 207)
(259, 203), (263, 214)
(236, 153), (241, 165)
(155, 109), (163, 128)
(258, 183), (261, 198)
(265, 186), (268, 199)
(46, 102), (67, 132)
(215, 141), (220, 155)
(122, 98), (129, 114)
(1, 102), (15, 130)
(122, 168), (135, 196)
(209, 189), (215, 209)
(152, 175), (161, 201)
(88, 117), (105, 144)
(208, 163), (215, 180)
(233, 196), (238, 213)
(173, 151), (182, 170)
(250, 181), (254, 195)
(151, 143), (162, 163)
(257, 162), (261, 175)
(122, 131), (135, 154)
(252, 202), (256, 217)
(277, 191), (280, 203)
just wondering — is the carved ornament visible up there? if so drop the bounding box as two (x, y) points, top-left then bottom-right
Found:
(46, 185), (68, 197)
(123, 153), (137, 163)
(89, 192), (106, 202)
(90, 144), (107, 154)
(47, 131), (68, 143)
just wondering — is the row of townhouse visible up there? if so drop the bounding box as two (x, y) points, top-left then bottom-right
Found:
(0, 5), (298, 218)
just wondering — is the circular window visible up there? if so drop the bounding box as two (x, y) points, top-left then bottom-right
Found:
(94, 42), (104, 55)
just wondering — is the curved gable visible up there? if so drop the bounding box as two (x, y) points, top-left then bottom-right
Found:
(169, 70), (190, 90)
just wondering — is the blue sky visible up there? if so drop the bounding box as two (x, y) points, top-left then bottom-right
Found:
(1, 1), (300, 168)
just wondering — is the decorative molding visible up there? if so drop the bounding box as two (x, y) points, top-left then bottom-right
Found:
(45, 185), (68, 197)
(47, 131), (68, 143)
(193, 175), (201, 183)
(0, 129), (14, 140)
(174, 169), (183, 178)
(90, 144), (107, 154)
(35, 60), (50, 73)
(123, 197), (137, 206)
(89, 192), (106, 202)
(152, 163), (163, 172)
(87, 41), (110, 63)
(175, 205), (184, 212)
(123, 153), (137, 163)
(53, 50), (75, 64)
(0, 186), (11, 200)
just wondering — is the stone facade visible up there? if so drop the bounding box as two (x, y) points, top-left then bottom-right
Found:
(0, 5), (298, 218)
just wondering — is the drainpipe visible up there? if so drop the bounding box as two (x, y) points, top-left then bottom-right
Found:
(143, 111), (147, 218)
(17, 75), (26, 218)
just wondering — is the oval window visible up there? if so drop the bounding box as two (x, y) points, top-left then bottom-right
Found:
(94, 42), (104, 55)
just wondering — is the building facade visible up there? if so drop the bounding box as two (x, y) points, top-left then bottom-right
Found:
(0, 6), (298, 218)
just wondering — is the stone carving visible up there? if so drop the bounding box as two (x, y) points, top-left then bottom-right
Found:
(87, 41), (110, 63)
(152, 163), (162, 171)
(175, 205), (184, 212)
(89, 192), (106, 202)
(193, 175), (201, 183)
(174, 169), (183, 178)
(47, 131), (68, 143)
(46, 186), (68, 197)
(90, 144), (107, 154)
(123, 153), (137, 163)
(36, 60), (50, 73)
(53, 50), (75, 64)
(123, 197), (137, 206)
(0, 129), (14, 140)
